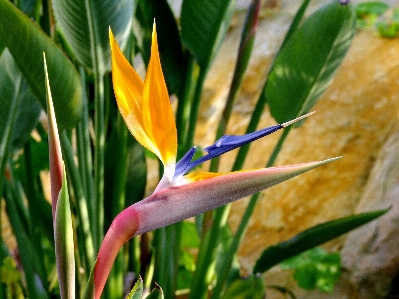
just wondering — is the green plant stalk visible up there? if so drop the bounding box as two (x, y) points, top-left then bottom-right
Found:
(184, 64), (208, 151)
(211, 127), (291, 297)
(104, 113), (129, 299)
(76, 67), (94, 206)
(191, 2), (261, 296)
(84, 0), (106, 253)
(93, 74), (105, 253)
(60, 132), (95, 270)
(23, 142), (48, 281)
(210, 0), (260, 172)
(176, 54), (195, 150)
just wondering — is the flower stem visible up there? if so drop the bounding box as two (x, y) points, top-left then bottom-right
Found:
(184, 64), (208, 151)
(60, 132), (95, 270)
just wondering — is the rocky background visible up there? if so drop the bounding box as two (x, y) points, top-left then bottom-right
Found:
(194, 0), (399, 298)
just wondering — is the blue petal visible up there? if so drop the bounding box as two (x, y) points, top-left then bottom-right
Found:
(174, 147), (197, 178)
(175, 124), (282, 177)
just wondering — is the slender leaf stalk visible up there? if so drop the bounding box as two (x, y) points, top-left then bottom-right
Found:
(76, 67), (94, 206)
(4, 181), (49, 299)
(211, 127), (291, 297)
(93, 74), (105, 253)
(23, 142), (48, 281)
(60, 132), (95, 269)
(184, 65), (208, 151)
(104, 113), (129, 299)
(192, 2), (262, 297)
(176, 55), (196, 153)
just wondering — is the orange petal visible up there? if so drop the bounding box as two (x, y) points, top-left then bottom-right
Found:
(109, 29), (159, 156)
(184, 171), (223, 182)
(142, 23), (177, 175)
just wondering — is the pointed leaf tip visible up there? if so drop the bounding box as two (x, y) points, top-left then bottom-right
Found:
(44, 53), (63, 219)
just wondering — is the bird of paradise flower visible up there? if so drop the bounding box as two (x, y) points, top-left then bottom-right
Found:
(89, 24), (339, 298)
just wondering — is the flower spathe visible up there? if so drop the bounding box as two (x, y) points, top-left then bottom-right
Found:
(93, 24), (338, 299)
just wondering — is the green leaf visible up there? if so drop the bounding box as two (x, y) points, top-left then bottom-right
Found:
(134, 0), (184, 94)
(180, 221), (200, 249)
(54, 168), (75, 298)
(376, 21), (399, 38)
(52, 0), (134, 73)
(124, 136), (147, 205)
(220, 275), (265, 299)
(355, 1), (389, 17)
(126, 277), (144, 299)
(281, 247), (341, 292)
(266, 2), (356, 124)
(0, 256), (22, 284)
(0, 0), (83, 129)
(0, 49), (41, 151)
(181, 0), (236, 70)
(253, 209), (388, 274)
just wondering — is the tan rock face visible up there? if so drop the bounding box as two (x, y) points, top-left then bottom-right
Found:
(195, 2), (399, 297)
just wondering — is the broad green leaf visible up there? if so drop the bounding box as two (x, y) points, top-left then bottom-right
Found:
(220, 275), (265, 299)
(0, 0), (83, 129)
(126, 277), (144, 299)
(181, 0), (236, 70)
(54, 169), (75, 298)
(266, 2), (356, 124)
(0, 49), (41, 151)
(253, 209), (388, 274)
(52, 0), (134, 73)
(134, 0), (184, 94)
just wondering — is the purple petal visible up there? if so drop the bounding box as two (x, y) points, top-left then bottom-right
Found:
(175, 124), (281, 177)
(174, 112), (316, 178)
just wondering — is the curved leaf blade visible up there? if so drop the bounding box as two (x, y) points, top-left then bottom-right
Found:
(0, 49), (41, 151)
(181, 0), (236, 69)
(0, 0), (83, 129)
(252, 209), (388, 274)
(266, 2), (356, 123)
(52, 0), (134, 72)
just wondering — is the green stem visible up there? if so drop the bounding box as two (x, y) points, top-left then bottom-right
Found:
(60, 132), (95, 270)
(211, 127), (291, 298)
(4, 181), (49, 299)
(84, 0), (106, 253)
(93, 73), (105, 253)
(176, 55), (196, 153)
(104, 113), (129, 298)
(193, 1), (262, 295)
(23, 142), (47, 281)
(184, 65), (208, 151)
(76, 67), (94, 207)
